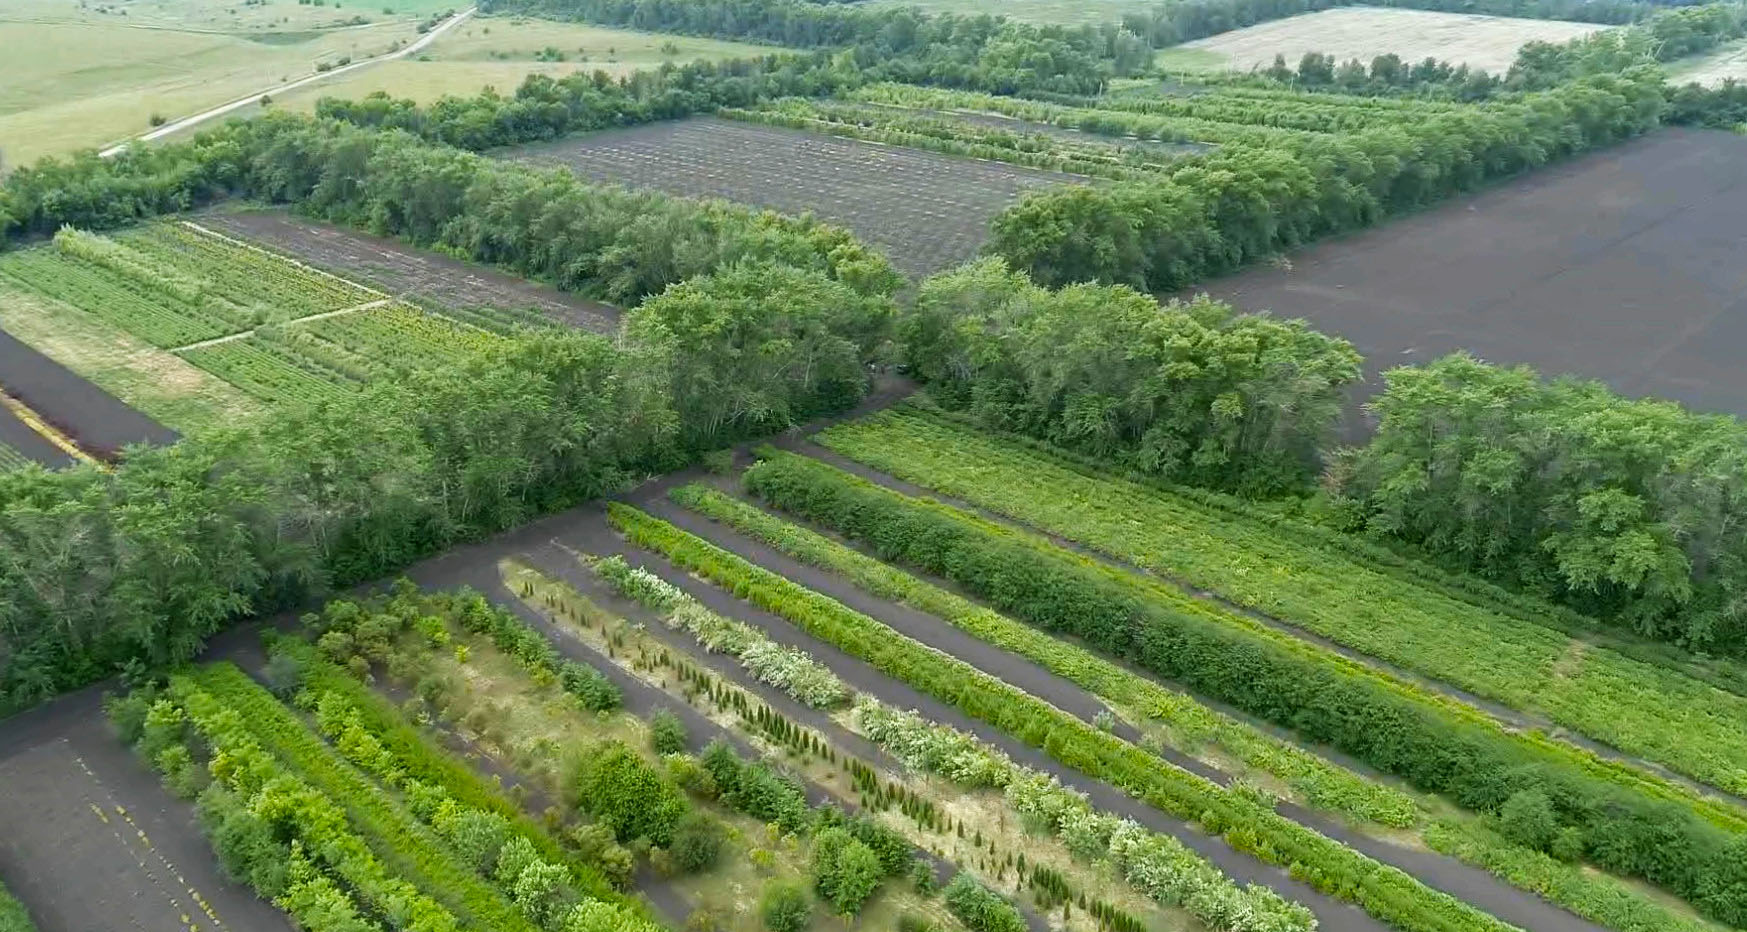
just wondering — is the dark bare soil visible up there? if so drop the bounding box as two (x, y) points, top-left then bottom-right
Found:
(1192, 128), (1747, 435)
(0, 327), (177, 458)
(502, 117), (1078, 279)
(201, 210), (620, 333)
(0, 405), (70, 469)
(0, 696), (292, 932)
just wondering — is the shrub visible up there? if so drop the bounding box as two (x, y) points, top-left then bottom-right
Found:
(945, 874), (1026, 932)
(810, 827), (882, 916)
(573, 741), (689, 845)
(1498, 789), (1560, 851)
(650, 709), (689, 755)
(669, 812), (726, 874)
(760, 881), (812, 932)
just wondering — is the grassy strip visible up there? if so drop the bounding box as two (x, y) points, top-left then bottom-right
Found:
(681, 482), (1727, 932)
(0, 883), (35, 932)
(607, 503), (1518, 932)
(186, 662), (543, 932)
(669, 482), (1418, 828)
(268, 635), (643, 915)
(742, 449), (1747, 926)
(817, 409), (1747, 807)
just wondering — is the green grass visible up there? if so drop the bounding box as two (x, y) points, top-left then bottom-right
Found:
(1151, 47), (1230, 72)
(816, 410), (1747, 804)
(268, 17), (776, 112)
(862, 0), (1160, 26)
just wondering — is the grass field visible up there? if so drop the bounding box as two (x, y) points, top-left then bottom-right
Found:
(268, 18), (775, 111)
(0, 17), (417, 165)
(1179, 7), (1608, 73)
(1668, 36), (1747, 85)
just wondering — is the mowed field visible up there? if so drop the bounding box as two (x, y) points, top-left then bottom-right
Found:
(1179, 7), (1608, 73)
(0, 14), (421, 165)
(506, 117), (1079, 278)
(1196, 127), (1747, 429)
(268, 18), (777, 112)
(1668, 36), (1747, 85)
(0, 216), (607, 438)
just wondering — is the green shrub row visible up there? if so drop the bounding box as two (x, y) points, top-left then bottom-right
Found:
(606, 504), (1516, 932)
(669, 482), (1419, 827)
(739, 450), (1747, 926)
(163, 675), (469, 932)
(183, 663), (542, 932)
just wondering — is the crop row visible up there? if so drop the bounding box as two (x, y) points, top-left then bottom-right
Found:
(0, 247), (236, 348)
(157, 674), (468, 932)
(557, 549), (1306, 931)
(606, 503), (1520, 932)
(178, 337), (356, 407)
(844, 84), (1333, 146)
(268, 634), (638, 913)
(681, 477), (1720, 932)
(116, 223), (380, 322)
(816, 411), (1747, 810)
(744, 445), (1747, 927)
(182, 662), (543, 932)
(668, 482), (1420, 827)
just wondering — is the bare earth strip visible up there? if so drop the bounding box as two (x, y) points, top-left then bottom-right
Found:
(200, 210), (621, 333)
(503, 116), (1079, 280)
(1183, 7), (1608, 74)
(0, 702), (293, 932)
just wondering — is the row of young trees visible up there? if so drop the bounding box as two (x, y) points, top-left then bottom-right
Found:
(0, 112), (897, 713)
(988, 68), (1666, 292)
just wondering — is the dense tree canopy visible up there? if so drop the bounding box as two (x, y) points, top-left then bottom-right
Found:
(901, 259), (1359, 494)
(1336, 354), (1747, 654)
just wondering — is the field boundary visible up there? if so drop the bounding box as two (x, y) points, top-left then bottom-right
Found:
(168, 298), (394, 353)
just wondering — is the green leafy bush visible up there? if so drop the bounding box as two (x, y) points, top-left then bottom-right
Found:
(574, 742), (690, 846)
(668, 812), (726, 874)
(650, 709), (689, 755)
(759, 882), (811, 932)
(809, 827), (882, 916)
(944, 875), (1025, 932)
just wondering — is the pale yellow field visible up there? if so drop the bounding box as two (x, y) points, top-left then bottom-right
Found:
(1181, 7), (1608, 74)
(266, 19), (776, 111)
(0, 17), (418, 166)
(1668, 37), (1747, 86)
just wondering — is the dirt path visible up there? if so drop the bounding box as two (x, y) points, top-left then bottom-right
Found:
(97, 8), (475, 158)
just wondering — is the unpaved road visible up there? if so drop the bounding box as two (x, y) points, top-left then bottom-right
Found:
(98, 7), (475, 157)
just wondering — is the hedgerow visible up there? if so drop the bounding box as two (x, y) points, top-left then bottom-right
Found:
(594, 555), (848, 708)
(739, 449), (1747, 926)
(607, 503), (1511, 932)
(670, 482), (1418, 827)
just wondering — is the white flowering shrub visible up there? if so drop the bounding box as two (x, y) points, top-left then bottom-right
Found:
(594, 556), (684, 610)
(854, 698), (1014, 788)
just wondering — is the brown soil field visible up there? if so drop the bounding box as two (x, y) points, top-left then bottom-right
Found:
(1193, 128), (1747, 434)
(1182, 7), (1607, 74)
(201, 210), (621, 333)
(0, 327), (178, 458)
(503, 117), (1079, 279)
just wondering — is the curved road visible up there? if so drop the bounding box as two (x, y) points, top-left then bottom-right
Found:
(98, 6), (475, 158)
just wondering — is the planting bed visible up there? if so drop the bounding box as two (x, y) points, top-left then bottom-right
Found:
(0, 327), (176, 458)
(504, 117), (1077, 279)
(1195, 128), (1747, 430)
(201, 210), (620, 333)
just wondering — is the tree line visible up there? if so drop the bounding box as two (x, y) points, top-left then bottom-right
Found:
(0, 112), (896, 713)
(988, 68), (1666, 292)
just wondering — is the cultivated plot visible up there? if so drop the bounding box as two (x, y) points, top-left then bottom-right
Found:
(202, 210), (620, 332)
(1195, 128), (1747, 428)
(1180, 7), (1608, 74)
(505, 117), (1079, 279)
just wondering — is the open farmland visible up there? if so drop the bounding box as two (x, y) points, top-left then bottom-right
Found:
(267, 19), (776, 112)
(1195, 128), (1747, 427)
(1668, 36), (1747, 86)
(504, 117), (1079, 278)
(1179, 7), (1608, 74)
(201, 210), (619, 332)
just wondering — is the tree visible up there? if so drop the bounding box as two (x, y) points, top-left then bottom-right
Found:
(809, 827), (882, 916)
(650, 709), (688, 754)
(668, 812), (726, 874)
(572, 742), (689, 844)
(759, 881), (812, 932)
(944, 874), (1025, 932)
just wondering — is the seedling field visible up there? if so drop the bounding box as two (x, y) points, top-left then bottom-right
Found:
(504, 117), (1076, 279)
